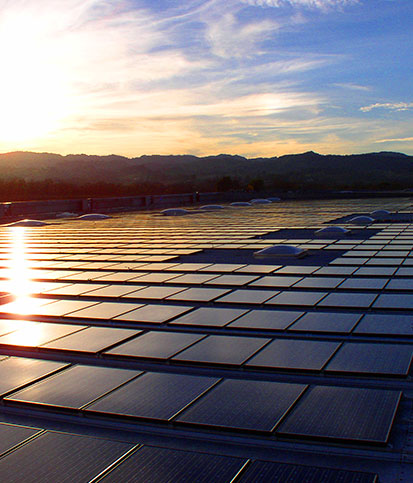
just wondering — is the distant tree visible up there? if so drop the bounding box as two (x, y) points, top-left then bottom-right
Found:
(249, 178), (264, 192)
(217, 176), (239, 192)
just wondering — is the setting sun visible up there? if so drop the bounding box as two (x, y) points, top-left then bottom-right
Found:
(0, 9), (71, 142)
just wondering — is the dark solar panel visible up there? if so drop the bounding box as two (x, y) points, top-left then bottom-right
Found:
(238, 460), (378, 483)
(0, 431), (133, 483)
(0, 357), (68, 396)
(318, 292), (377, 308)
(86, 372), (219, 420)
(105, 331), (205, 359)
(288, 312), (362, 333)
(373, 294), (413, 309)
(246, 339), (340, 371)
(0, 423), (41, 456)
(169, 307), (248, 327)
(277, 385), (402, 444)
(325, 342), (413, 376)
(354, 313), (413, 336)
(42, 327), (141, 353)
(176, 379), (306, 432)
(99, 445), (246, 483)
(6, 365), (140, 409)
(172, 335), (270, 365)
(228, 309), (304, 330)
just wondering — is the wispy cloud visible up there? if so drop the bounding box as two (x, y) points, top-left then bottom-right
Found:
(243, 0), (359, 10)
(360, 102), (413, 112)
(375, 137), (413, 143)
(333, 83), (370, 91)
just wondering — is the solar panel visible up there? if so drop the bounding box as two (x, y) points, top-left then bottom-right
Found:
(288, 312), (362, 333)
(354, 313), (413, 336)
(167, 287), (231, 302)
(66, 302), (139, 319)
(339, 278), (388, 290)
(250, 276), (303, 288)
(85, 372), (219, 420)
(105, 331), (205, 359)
(114, 304), (193, 323)
(325, 342), (413, 376)
(43, 283), (107, 296)
(266, 291), (327, 307)
(238, 460), (378, 483)
(42, 327), (141, 353)
(0, 322), (86, 347)
(6, 365), (140, 409)
(217, 289), (278, 304)
(277, 385), (402, 444)
(205, 274), (259, 286)
(173, 335), (270, 365)
(98, 445), (246, 483)
(176, 379), (307, 432)
(0, 423), (41, 456)
(246, 339), (340, 371)
(318, 292), (377, 308)
(0, 357), (68, 396)
(169, 307), (248, 327)
(228, 309), (304, 330)
(0, 431), (133, 483)
(373, 294), (413, 309)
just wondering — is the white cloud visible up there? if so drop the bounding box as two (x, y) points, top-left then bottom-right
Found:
(206, 13), (278, 58)
(243, 0), (359, 10)
(360, 102), (413, 112)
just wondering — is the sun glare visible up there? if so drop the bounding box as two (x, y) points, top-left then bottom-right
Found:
(0, 11), (71, 143)
(7, 227), (36, 311)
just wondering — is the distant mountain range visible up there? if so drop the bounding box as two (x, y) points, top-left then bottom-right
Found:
(0, 150), (412, 191)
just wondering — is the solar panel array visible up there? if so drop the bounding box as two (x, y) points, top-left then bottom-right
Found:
(0, 197), (411, 481)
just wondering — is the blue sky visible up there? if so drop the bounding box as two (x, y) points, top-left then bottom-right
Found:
(0, 0), (412, 157)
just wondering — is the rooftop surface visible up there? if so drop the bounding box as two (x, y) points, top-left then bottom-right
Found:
(0, 197), (411, 482)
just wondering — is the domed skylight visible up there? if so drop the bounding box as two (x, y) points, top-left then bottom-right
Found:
(77, 214), (111, 220)
(230, 202), (251, 207)
(7, 219), (49, 227)
(349, 215), (374, 225)
(254, 244), (307, 259)
(250, 198), (271, 204)
(315, 226), (350, 236)
(161, 208), (189, 216)
(200, 205), (225, 210)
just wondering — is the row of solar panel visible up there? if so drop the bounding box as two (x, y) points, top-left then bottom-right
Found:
(0, 319), (411, 375)
(6, 270), (413, 291)
(0, 359), (402, 444)
(0, 424), (378, 482)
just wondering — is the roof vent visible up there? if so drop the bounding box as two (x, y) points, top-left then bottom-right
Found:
(230, 202), (251, 207)
(254, 244), (307, 259)
(250, 198), (271, 204)
(349, 215), (374, 225)
(267, 197), (281, 202)
(371, 210), (390, 219)
(77, 214), (111, 220)
(200, 205), (225, 210)
(161, 208), (189, 216)
(315, 226), (350, 236)
(7, 219), (48, 227)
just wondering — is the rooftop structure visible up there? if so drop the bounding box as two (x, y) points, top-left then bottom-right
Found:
(0, 197), (411, 481)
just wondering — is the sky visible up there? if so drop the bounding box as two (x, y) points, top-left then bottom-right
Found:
(0, 0), (412, 158)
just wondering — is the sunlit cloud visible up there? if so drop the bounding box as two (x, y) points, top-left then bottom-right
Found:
(360, 102), (413, 112)
(375, 137), (413, 143)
